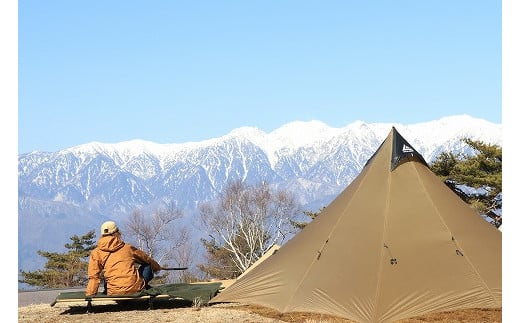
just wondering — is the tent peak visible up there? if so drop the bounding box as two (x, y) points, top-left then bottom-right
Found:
(390, 127), (428, 170)
(364, 127), (429, 171)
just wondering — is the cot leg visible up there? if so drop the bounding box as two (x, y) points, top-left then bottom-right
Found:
(148, 296), (155, 310)
(86, 300), (93, 313)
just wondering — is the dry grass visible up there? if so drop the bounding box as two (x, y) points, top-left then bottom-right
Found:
(230, 304), (501, 322)
(396, 308), (501, 323)
(18, 300), (501, 323)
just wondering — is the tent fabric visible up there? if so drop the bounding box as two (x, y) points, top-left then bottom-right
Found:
(51, 282), (223, 306)
(238, 244), (280, 279)
(209, 127), (501, 323)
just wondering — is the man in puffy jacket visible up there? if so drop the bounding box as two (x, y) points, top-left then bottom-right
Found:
(86, 220), (162, 296)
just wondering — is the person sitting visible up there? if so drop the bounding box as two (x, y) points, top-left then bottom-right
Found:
(85, 220), (162, 296)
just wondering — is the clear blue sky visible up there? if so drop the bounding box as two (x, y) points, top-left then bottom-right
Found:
(17, 1), (503, 154)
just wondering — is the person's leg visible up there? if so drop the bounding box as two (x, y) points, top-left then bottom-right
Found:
(138, 263), (154, 287)
(101, 271), (107, 294)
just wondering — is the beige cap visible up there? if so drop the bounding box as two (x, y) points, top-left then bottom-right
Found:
(100, 221), (119, 236)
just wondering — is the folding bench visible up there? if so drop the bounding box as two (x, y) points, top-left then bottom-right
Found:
(50, 282), (223, 313)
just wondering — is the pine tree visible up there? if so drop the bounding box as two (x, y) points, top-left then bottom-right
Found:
(197, 238), (240, 280)
(19, 230), (97, 288)
(430, 138), (502, 228)
(289, 207), (325, 230)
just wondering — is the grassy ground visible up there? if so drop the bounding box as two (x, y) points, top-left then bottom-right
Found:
(18, 299), (502, 323)
(233, 304), (501, 322)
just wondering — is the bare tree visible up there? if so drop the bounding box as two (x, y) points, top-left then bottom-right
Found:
(171, 241), (203, 283)
(123, 202), (190, 282)
(198, 180), (301, 278)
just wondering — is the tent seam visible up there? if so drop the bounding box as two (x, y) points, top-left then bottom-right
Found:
(413, 163), (499, 306)
(281, 165), (372, 314)
(372, 154), (392, 323)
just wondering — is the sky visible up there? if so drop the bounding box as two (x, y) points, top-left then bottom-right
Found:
(15, 1), (506, 154)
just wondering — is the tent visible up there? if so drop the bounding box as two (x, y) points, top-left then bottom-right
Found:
(238, 244), (280, 278)
(209, 127), (502, 322)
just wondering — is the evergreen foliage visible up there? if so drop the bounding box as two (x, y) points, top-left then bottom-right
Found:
(19, 231), (96, 288)
(197, 238), (240, 280)
(290, 207), (325, 230)
(430, 138), (502, 228)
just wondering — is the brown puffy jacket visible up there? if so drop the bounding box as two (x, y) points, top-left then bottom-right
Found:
(86, 234), (161, 296)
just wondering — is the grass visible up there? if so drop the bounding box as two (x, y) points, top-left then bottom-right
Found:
(230, 304), (502, 322)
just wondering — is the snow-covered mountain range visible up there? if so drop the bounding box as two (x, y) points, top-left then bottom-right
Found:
(18, 115), (501, 273)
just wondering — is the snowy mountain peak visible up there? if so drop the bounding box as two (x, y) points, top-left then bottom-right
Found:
(269, 120), (342, 147)
(18, 114), (501, 273)
(50, 114), (500, 159)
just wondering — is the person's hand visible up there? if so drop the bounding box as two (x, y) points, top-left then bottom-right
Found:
(152, 263), (162, 272)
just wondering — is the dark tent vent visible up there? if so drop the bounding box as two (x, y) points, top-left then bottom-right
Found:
(390, 127), (428, 171)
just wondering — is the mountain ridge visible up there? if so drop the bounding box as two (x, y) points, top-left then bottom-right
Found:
(18, 114), (501, 273)
(22, 114), (499, 161)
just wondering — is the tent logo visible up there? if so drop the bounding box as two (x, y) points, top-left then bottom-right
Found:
(402, 144), (414, 153)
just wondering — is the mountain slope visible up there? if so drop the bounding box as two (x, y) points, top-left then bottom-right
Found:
(18, 115), (501, 273)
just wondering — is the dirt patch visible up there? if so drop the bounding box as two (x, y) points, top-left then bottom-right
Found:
(18, 300), (501, 323)
(230, 305), (501, 323)
(18, 301), (278, 323)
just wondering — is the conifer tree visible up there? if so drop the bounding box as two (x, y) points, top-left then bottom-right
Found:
(430, 138), (502, 228)
(19, 230), (96, 288)
(289, 207), (325, 230)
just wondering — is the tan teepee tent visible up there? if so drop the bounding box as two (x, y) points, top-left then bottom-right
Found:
(209, 127), (502, 322)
